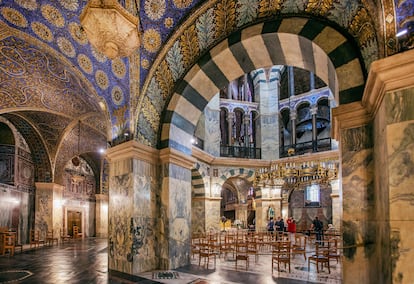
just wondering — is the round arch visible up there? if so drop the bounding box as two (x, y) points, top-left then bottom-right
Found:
(158, 20), (365, 155)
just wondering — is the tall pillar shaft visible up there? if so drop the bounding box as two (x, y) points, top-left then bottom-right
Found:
(34, 183), (64, 240)
(106, 141), (159, 275)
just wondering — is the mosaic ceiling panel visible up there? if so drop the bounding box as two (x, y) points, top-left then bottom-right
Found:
(0, 0), (412, 181)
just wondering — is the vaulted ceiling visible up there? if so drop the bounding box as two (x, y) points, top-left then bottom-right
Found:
(0, 0), (411, 182)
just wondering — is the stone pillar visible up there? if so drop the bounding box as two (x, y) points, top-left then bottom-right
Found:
(290, 109), (297, 146)
(310, 71), (315, 91)
(332, 102), (373, 284)
(34, 183), (64, 240)
(159, 147), (196, 270)
(205, 197), (221, 232)
(227, 112), (234, 146)
(243, 113), (250, 148)
(310, 105), (318, 151)
(95, 194), (108, 238)
(255, 185), (282, 231)
(329, 179), (341, 232)
(235, 203), (246, 227)
(106, 141), (159, 275)
(253, 67), (281, 160)
(360, 49), (414, 283)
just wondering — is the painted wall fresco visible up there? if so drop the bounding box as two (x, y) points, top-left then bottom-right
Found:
(385, 87), (414, 283)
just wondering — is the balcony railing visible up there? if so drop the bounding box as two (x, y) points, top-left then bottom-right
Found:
(280, 138), (332, 158)
(220, 145), (261, 159)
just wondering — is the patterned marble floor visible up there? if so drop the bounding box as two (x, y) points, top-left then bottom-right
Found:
(0, 238), (342, 284)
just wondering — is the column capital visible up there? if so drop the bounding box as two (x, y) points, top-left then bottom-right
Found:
(331, 101), (371, 141)
(362, 49), (414, 118)
(310, 105), (318, 115)
(106, 140), (159, 165)
(95, 194), (109, 201)
(290, 110), (297, 120)
(159, 147), (196, 170)
(35, 182), (64, 192)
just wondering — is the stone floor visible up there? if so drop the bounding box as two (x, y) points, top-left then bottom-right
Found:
(0, 238), (342, 283)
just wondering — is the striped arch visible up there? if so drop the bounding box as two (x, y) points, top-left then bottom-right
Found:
(161, 18), (365, 154)
(216, 168), (255, 188)
(191, 165), (206, 198)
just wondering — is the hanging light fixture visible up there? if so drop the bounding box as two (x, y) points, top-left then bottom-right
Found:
(71, 120), (81, 167)
(254, 158), (338, 189)
(80, 0), (140, 59)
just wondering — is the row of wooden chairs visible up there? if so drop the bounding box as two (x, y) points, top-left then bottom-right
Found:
(30, 228), (74, 249)
(192, 231), (340, 274)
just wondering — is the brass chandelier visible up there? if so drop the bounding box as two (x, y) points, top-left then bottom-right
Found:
(254, 159), (338, 189)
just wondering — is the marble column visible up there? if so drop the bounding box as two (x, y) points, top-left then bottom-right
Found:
(106, 141), (159, 275)
(227, 112), (234, 146)
(34, 183), (64, 240)
(255, 185), (282, 231)
(310, 105), (318, 151)
(290, 109), (297, 146)
(159, 147), (196, 269)
(95, 194), (108, 238)
(329, 179), (341, 232)
(253, 67), (281, 160)
(235, 203), (248, 228)
(332, 103), (373, 284)
(361, 49), (414, 283)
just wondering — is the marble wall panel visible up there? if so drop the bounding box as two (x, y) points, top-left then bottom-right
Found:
(205, 199), (221, 232)
(191, 198), (206, 234)
(341, 124), (374, 283)
(109, 170), (134, 273)
(385, 87), (414, 283)
(0, 186), (31, 243)
(160, 163), (191, 269)
(109, 157), (159, 274)
(203, 106), (220, 157)
(372, 92), (391, 283)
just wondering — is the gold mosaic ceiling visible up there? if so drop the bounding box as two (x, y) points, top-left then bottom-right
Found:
(0, 0), (408, 183)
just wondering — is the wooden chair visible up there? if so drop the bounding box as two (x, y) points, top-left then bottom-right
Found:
(220, 233), (235, 260)
(2, 234), (16, 256)
(246, 236), (258, 263)
(191, 236), (201, 259)
(46, 230), (59, 246)
(13, 230), (23, 253)
(198, 239), (216, 269)
(272, 240), (291, 273)
(235, 241), (249, 271)
(326, 238), (340, 264)
(292, 234), (307, 260)
(308, 242), (330, 273)
(60, 228), (71, 243)
(30, 230), (44, 248)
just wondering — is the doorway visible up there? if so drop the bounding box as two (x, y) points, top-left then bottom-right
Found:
(67, 210), (82, 237)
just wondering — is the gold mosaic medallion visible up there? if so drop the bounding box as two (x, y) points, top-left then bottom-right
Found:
(1, 7), (28, 28)
(111, 58), (126, 79)
(69, 22), (88, 45)
(77, 54), (93, 74)
(41, 4), (65, 28)
(31, 22), (53, 42)
(57, 36), (76, 58)
(95, 70), (109, 90)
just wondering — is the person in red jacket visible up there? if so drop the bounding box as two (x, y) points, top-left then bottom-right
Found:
(287, 217), (296, 241)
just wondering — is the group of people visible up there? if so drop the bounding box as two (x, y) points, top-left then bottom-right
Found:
(267, 215), (330, 243)
(267, 216), (297, 240)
